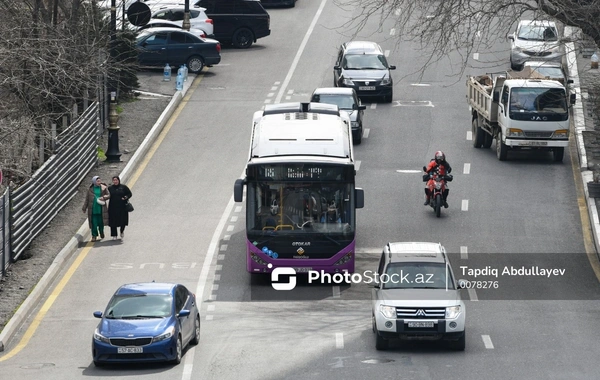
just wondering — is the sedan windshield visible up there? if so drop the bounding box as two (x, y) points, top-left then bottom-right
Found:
(518, 25), (558, 42)
(105, 294), (172, 319)
(314, 94), (355, 110)
(343, 54), (387, 70)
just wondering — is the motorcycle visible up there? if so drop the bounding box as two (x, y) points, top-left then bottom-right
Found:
(423, 166), (453, 218)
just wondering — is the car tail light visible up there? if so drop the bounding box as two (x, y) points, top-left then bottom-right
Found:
(216, 43), (221, 53)
(206, 18), (213, 25)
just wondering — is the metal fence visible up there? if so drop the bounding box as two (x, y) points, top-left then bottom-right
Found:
(0, 188), (9, 277)
(9, 103), (99, 262)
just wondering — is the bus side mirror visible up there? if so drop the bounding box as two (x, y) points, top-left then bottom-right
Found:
(234, 179), (245, 202)
(355, 188), (364, 209)
(570, 93), (576, 105)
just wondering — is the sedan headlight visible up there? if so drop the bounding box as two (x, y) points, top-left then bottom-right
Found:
(506, 128), (524, 137)
(381, 78), (391, 86)
(379, 305), (396, 319)
(93, 329), (110, 344)
(446, 305), (461, 319)
(343, 78), (354, 86)
(152, 326), (175, 343)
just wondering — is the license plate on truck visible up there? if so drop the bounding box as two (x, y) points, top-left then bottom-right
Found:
(407, 321), (434, 328)
(117, 347), (143, 354)
(521, 141), (548, 146)
(359, 86), (375, 91)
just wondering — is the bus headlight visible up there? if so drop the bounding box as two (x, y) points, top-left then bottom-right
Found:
(251, 253), (268, 266)
(334, 252), (353, 265)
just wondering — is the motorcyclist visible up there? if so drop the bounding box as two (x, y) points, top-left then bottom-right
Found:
(424, 151), (452, 208)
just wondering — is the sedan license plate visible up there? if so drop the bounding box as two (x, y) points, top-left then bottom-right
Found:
(407, 321), (434, 328)
(359, 86), (376, 91)
(293, 267), (312, 273)
(117, 347), (143, 354)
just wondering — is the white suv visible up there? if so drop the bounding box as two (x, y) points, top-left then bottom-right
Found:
(149, 5), (214, 38)
(371, 242), (466, 350)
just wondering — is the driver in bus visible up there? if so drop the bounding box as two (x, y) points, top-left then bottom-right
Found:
(321, 202), (342, 223)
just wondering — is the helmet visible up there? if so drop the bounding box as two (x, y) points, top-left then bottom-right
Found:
(434, 150), (445, 163)
(270, 199), (279, 215)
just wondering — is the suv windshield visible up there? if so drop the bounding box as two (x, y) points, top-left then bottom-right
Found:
(383, 262), (454, 290)
(518, 25), (558, 42)
(343, 54), (387, 70)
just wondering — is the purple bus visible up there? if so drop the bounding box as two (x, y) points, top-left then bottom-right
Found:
(234, 102), (364, 274)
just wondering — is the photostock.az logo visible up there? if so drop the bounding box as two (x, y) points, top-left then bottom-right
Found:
(269, 264), (297, 290)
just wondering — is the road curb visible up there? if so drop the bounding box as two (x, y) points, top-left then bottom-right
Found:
(0, 77), (195, 352)
(565, 26), (600, 256)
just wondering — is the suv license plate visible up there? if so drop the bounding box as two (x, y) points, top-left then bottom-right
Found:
(118, 347), (143, 354)
(293, 267), (312, 273)
(359, 86), (376, 91)
(408, 321), (434, 328)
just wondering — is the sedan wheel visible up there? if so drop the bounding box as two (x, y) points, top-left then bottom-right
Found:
(187, 56), (205, 74)
(190, 315), (200, 345)
(233, 28), (253, 49)
(172, 336), (182, 365)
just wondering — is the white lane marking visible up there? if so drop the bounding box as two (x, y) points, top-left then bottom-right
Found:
(209, 294), (217, 301)
(212, 284), (219, 291)
(410, 83), (431, 87)
(230, 216), (238, 222)
(370, 103), (377, 110)
(182, 357), (194, 380)
(335, 333), (344, 349)
(227, 225), (234, 232)
(355, 160), (361, 171)
(206, 315), (214, 321)
(482, 335), (494, 349)
(468, 288), (479, 301)
(332, 286), (340, 298)
(213, 274), (220, 282)
(463, 163), (471, 174)
(264, 99), (272, 104)
(223, 235), (231, 241)
(355, 248), (383, 254)
(363, 128), (370, 138)
(275, 0), (327, 103)
(220, 244), (228, 251)
(473, 52), (479, 61)
(287, 90), (294, 95)
(207, 305), (215, 312)
(234, 206), (242, 213)
(270, 87), (277, 91)
(389, 28), (396, 36)
(467, 130), (473, 140)
(460, 246), (468, 259)
(217, 254), (225, 261)
(396, 169), (422, 173)
(461, 200), (469, 211)
(274, 81), (281, 85)
(395, 8), (401, 16)
(216, 264), (222, 271)
(384, 50), (390, 57)
(286, 96), (291, 100)
(393, 100), (434, 107)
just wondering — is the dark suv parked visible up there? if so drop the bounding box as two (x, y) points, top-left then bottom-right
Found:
(193, 0), (270, 48)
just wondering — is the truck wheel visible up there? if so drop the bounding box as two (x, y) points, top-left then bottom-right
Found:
(553, 147), (565, 162)
(496, 131), (508, 161)
(472, 119), (483, 148)
(483, 131), (493, 149)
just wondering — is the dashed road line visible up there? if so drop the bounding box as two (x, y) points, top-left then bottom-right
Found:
(220, 244), (228, 251)
(482, 335), (494, 349)
(463, 163), (471, 174)
(460, 246), (468, 259)
(363, 128), (370, 138)
(335, 333), (344, 349)
(468, 288), (479, 301)
(461, 200), (469, 211)
(332, 286), (340, 298)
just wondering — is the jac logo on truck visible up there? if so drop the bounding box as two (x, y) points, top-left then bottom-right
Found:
(531, 116), (547, 121)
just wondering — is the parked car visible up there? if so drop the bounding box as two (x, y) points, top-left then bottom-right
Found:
(91, 282), (200, 366)
(508, 20), (561, 70)
(523, 60), (571, 85)
(311, 87), (366, 144)
(138, 19), (207, 38)
(371, 242), (466, 351)
(260, 0), (296, 8)
(333, 41), (396, 103)
(136, 27), (221, 73)
(193, 0), (271, 48)
(149, 5), (214, 38)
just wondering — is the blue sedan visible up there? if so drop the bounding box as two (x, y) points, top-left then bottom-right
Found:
(92, 282), (200, 366)
(136, 27), (221, 74)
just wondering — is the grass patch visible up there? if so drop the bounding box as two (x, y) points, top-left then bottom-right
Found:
(98, 147), (107, 162)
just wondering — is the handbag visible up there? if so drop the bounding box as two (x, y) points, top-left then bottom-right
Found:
(125, 200), (134, 212)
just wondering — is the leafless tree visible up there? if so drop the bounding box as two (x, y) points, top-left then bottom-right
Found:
(0, 0), (135, 188)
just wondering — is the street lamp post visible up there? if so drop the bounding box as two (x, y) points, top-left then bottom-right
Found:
(106, 0), (122, 162)
(182, 0), (191, 31)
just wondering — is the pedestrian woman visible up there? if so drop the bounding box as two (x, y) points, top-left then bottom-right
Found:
(82, 176), (110, 242)
(108, 176), (133, 241)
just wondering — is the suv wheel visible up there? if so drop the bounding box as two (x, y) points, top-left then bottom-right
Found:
(375, 332), (389, 350)
(447, 330), (466, 351)
(233, 28), (254, 49)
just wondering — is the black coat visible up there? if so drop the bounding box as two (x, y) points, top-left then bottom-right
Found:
(108, 184), (132, 227)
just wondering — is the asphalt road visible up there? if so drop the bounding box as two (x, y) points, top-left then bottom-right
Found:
(1, 1), (600, 379)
